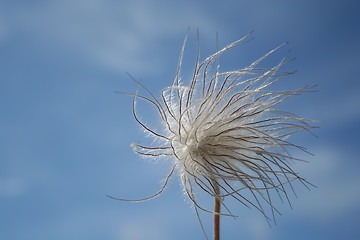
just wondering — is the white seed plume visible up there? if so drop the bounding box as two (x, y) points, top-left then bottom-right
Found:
(112, 32), (316, 223)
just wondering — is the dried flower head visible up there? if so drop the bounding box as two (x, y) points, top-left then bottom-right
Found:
(110, 32), (316, 229)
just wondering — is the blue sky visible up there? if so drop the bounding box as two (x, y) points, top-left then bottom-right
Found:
(1, 0), (360, 239)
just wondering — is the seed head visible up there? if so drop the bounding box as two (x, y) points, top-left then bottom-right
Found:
(112, 32), (316, 224)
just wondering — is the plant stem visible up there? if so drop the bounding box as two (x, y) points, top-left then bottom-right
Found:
(214, 195), (221, 240)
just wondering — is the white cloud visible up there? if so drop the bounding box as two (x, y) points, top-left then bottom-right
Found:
(0, 6), (8, 42)
(3, 0), (219, 74)
(246, 215), (271, 240)
(0, 177), (26, 197)
(117, 216), (170, 240)
(294, 146), (360, 221)
(0, 24), (6, 42)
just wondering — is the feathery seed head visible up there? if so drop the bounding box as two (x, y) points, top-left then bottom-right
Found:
(120, 32), (316, 223)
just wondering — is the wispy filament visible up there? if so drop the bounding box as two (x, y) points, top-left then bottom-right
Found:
(113, 32), (316, 227)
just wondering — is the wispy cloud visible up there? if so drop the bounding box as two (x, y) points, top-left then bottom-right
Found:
(295, 147), (360, 221)
(117, 216), (170, 240)
(0, 177), (26, 197)
(2, 0), (219, 74)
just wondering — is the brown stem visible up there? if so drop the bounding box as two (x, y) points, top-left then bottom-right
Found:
(214, 196), (221, 240)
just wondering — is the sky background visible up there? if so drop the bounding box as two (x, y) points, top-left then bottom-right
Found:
(1, 0), (360, 239)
